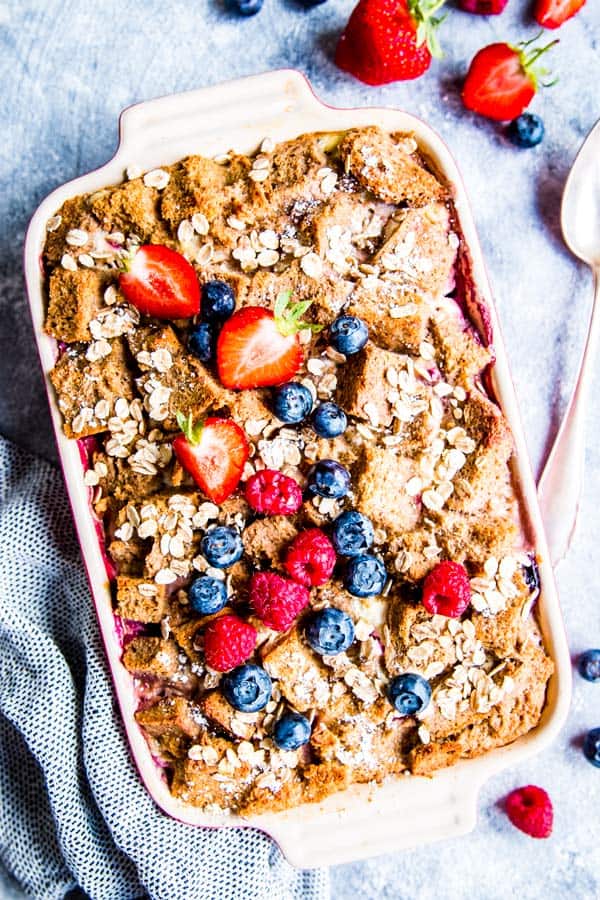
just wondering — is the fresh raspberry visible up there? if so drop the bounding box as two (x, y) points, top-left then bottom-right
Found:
(249, 571), (310, 631)
(203, 614), (256, 672)
(459, 0), (508, 12)
(284, 528), (337, 587)
(505, 785), (553, 839)
(245, 469), (303, 516)
(422, 560), (471, 618)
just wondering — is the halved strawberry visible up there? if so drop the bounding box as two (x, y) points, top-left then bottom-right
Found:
(216, 291), (322, 390)
(462, 35), (558, 121)
(534, 0), (585, 28)
(172, 413), (249, 504)
(119, 244), (200, 318)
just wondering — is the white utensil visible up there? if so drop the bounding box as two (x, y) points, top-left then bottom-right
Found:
(538, 118), (600, 567)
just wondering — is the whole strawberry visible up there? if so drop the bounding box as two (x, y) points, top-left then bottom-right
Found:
(335, 0), (446, 85)
(462, 35), (557, 121)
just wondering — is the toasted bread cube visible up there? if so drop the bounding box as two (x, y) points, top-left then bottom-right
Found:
(137, 354), (231, 431)
(135, 697), (203, 741)
(335, 342), (404, 428)
(122, 636), (180, 679)
(90, 178), (165, 240)
(242, 516), (299, 570)
(339, 127), (443, 207)
(347, 285), (430, 355)
(261, 628), (331, 712)
(45, 268), (106, 342)
(200, 691), (258, 741)
(355, 446), (420, 533)
(430, 310), (492, 385)
(115, 575), (169, 623)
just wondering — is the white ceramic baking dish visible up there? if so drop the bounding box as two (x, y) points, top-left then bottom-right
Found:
(24, 69), (571, 868)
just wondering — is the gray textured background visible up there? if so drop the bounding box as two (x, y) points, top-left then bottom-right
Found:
(2, 0), (600, 897)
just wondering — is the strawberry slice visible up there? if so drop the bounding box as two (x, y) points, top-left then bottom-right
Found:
(534, 0), (585, 28)
(216, 291), (322, 390)
(172, 413), (249, 504)
(462, 35), (557, 121)
(119, 244), (200, 318)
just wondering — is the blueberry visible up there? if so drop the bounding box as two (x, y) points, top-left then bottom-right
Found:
(583, 727), (600, 768)
(272, 381), (313, 424)
(507, 113), (545, 149)
(188, 575), (228, 615)
(273, 711), (312, 750)
(189, 321), (216, 362)
(201, 526), (244, 568)
(222, 664), (272, 712)
(312, 402), (347, 438)
(344, 554), (387, 597)
(578, 649), (600, 683)
(306, 607), (355, 655)
(329, 315), (368, 356)
(228, 0), (263, 14)
(201, 280), (236, 321)
(331, 510), (374, 557)
(388, 673), (432, 716)
(306, 459), (351, 499)
(522, 556), (541, 594)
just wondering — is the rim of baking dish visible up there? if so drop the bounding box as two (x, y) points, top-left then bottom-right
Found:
(23, 69), (571, 869)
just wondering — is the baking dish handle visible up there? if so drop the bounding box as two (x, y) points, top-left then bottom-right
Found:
(116, 70), (323, 164)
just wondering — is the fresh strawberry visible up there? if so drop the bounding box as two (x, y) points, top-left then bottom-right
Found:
(119, 244), (200, 318)
(462, 36), (557, 121)
(216, 291), (321, 390)
(459, 0), (508, 12)
(534, 0), (585, 28)
(335, 0), (446, 86)
(172, 413), (249, 504)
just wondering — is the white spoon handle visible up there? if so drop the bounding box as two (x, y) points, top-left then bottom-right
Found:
(538, 265), (600, 567)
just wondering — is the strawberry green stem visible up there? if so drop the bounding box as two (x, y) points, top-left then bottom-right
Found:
(273, 291), (323, 338)
(176, 411), (204, 445)
(409, 0), (447, 60)
(513, 34), (559, 90)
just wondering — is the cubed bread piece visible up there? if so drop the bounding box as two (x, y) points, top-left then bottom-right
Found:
(43, 195), (99, 267)
(339, 127), (443, 207)
(261, 628), (331, 712)
(310, 191), (392, 273)
(90, 178), (166, 241)
(126, 322), (184, 369)
(410, 639), (553, 774)
(384, 529), (442, 582)
(347, 285), (430, 355)
(107, 536), (148, 576)
(242, 259), (352, 326)
(137, 354), (231, 431)
(242, 516), (299, 570)
(447, 392), (514, 515)
(122, 636), (180, 679)
(261, 133), (330, 211)
(429, 310), (492, 385)
(45, 268), (106, 342)
(372, 202), (456, 297)
(171, 736), (255, 810)
(439, 511), (519, 569)
(159, 155), (231, 232)
(94, 453), (164, 506)
(135, 697), (203, 741)
(383, 601), (457, 679)
(115, 575), (169, 623)
(226, 388), (276, 437)
(237, 773), (305, 817)
(335, 342), (403, 428)
(471, 568), (533, 657)
(49, 338), (135, 438)
(355, 446), (420, 533)
(200, 691), (258, 741)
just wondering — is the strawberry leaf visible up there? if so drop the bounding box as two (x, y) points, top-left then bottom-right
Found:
(514, 33), (559, 91)
(409, 0), (446, 59)
(177, 411), (204, 446)
(273, 291), (324, 338)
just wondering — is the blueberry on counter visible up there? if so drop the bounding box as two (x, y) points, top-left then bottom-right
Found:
(388, 673), (432, 716)
(329, 315), (368, 355)
(201, 526), (244, 568)
(311, 401), (347, 438)
(578, 649), (600, 683)
(583, 727), (600, 768)
(273, 711), (312, 750)
(273, 381), (313, 424)
(331, 510), (374, 557)
(344, 553), (387, 597)
(201, 280), (236, 321)
(189, 321), (217, 362)
(188, 574), (228, 615)
(306, 607), (355, 655)
(222, 664), (272, 712)
(507, 113), (545, 149)
(306, 459), (351, 499)
(228, 0), (264, 15)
